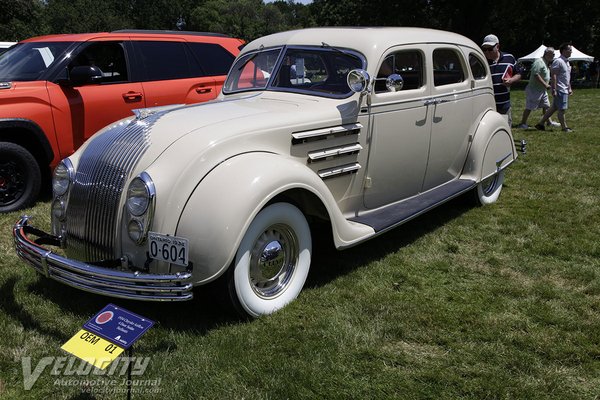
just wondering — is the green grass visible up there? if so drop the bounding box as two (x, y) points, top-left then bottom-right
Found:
(1, 88), (600, 399)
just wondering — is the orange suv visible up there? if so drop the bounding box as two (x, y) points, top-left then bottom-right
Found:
(0, 30), (243, 212)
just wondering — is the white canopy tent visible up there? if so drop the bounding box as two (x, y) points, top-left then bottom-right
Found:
(0, 41), (16, 49)
(518, 44), (594, 62)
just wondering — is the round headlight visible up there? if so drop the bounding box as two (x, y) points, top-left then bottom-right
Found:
(127, 219), (144, 243)
(52, 198), (66, 221)
(53, 160), (73, 197)
(126, 176), (151, 216)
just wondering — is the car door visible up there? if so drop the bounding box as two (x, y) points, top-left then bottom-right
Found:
(46, 40), (146, 153)
(363, 47), (431, 209)
(421, 45), (473, 191)
(133, 40), (217, 107)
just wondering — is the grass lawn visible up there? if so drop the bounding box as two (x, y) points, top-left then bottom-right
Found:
(1, 88), (599, 399)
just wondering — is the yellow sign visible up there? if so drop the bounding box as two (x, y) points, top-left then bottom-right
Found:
(61, 329), (125, 370)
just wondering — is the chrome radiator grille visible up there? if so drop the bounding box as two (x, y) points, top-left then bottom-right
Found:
(65, 116), (158, 262)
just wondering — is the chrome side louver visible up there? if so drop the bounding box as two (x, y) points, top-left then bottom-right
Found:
(292, 123), (363, 179)
(291, 123), (362, 144)
(317, 163), (361, 178)
(308, 143), (363, 161)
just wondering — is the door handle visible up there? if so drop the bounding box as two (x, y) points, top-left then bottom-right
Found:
(122, 91), (143, 102)
(195, 87), (212, 94)
(424, 98), (452, 106)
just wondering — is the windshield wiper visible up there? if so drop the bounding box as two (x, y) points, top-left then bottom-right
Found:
(321, 42), (350, 56)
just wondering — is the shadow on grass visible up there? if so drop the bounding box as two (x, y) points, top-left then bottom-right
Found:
(24, 276), (244, 334)
(7, 194), (473, 337)
(306, 194), (474, 288)
(0, 277), (72, 343)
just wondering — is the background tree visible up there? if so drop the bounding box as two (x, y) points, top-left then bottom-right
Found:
(0, 0), (598, 60)
(45, 0), (132, 33)
(0, 0), (47, 41)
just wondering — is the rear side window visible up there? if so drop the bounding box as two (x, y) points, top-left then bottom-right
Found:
(135, 41), (197, 81)
(469, 53), (487, 80)
(433, 48), (465, 86)
(188, 42), (235, 76)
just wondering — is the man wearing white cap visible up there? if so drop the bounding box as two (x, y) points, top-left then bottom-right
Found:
(482, 34), (522, 126)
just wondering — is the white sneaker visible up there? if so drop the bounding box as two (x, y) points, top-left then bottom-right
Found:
(516, 123), (529, 129)
(547, 121), (561, 127)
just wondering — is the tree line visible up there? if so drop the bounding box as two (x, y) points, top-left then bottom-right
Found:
(1, 0), (598, 59)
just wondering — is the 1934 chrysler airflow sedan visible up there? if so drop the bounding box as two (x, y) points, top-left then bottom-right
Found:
(14, 28), (517, 317)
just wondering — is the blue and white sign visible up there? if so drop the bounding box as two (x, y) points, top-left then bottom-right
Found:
(83, 304), (154, 349)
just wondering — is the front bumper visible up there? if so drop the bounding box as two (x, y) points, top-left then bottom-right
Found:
(13, 216), (194, 301)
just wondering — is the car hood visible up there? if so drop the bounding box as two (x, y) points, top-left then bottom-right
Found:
(127, 91), (360, 173)
(109, 91), (361, 233)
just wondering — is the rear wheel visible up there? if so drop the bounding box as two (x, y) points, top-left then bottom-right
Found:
(228, 203), (312, 317)
(474, 170), (505, 205)
(0, 142), (41, 213)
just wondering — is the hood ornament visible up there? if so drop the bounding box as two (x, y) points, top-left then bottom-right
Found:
(133, 108), (158, 121)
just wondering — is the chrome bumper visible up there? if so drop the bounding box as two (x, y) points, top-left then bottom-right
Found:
(13, 216), (194, 301)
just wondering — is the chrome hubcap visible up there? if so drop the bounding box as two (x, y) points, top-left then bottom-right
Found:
(249, 224), (298, 298)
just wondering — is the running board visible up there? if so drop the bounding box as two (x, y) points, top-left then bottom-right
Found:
(350, 179), (476, 232)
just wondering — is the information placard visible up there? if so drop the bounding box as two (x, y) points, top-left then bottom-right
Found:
(61, 329), (125, 370)
(83, 304), (155, 349)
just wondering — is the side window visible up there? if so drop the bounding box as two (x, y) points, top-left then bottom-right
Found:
(375, 50), (423, 93)
(188, 42), (235, 76)
(71, 42), (128, 83)
(469, 53), (487, 80)
(433, 48), (465, 86)
(135, 41), (196, 81)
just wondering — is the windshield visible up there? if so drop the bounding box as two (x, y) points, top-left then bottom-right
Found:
(224, 46), (364, 98)
(0, 42), (73, 81)
(224, 48), (282, 92)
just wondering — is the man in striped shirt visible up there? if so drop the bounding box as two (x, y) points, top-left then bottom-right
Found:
(482, 34), (522, 126)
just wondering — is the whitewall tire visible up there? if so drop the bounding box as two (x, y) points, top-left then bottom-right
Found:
(229, 203), (312, 317)
(475, 170), (505, 205)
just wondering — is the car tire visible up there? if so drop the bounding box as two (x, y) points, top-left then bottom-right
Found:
(228, 203), (312, 317)
(474, 170), (505, 206)
(0, 142), (41, 213)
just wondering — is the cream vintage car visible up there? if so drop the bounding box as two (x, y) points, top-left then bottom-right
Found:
(14, 28), (516, 317)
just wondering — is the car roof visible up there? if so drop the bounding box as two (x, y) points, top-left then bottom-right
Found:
(20, 30), (238, 44)
(242, 27), (479, 62)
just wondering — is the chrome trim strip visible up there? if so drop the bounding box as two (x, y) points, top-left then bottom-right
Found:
(292, 123), (362, 140)
(14, 216), (193, 302)
(308, 143), (363, 161)
(495, 151), (513, 170)
(318, 162), (361, 178)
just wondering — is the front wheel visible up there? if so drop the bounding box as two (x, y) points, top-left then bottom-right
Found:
(228, 203), (312, 317)
(474, 170), (505, 205)
(0, 142), (41, 213)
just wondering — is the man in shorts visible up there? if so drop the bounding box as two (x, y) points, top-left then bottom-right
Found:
(517, 47), (560, 129)
(535, 43), (574, 132)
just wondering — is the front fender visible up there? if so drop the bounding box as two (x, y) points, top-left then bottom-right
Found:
(175, 152), (372, 285)
(461, 110), (517, 182)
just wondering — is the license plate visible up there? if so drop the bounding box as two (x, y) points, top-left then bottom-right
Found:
(148, 232), (189, 267)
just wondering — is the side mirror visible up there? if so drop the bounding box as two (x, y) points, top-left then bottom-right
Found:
(385, 73), (404, 92)
(347, 69), (371, 93)
(62, 65), (103, 87)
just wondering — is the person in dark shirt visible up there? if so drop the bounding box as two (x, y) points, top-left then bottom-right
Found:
(482, 34), (522, 126)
